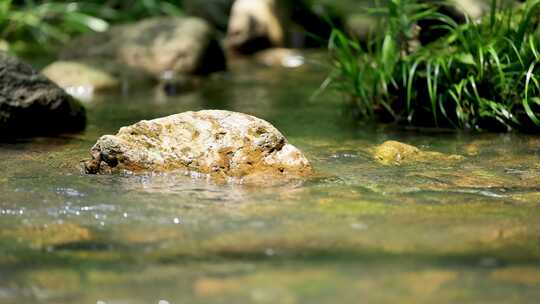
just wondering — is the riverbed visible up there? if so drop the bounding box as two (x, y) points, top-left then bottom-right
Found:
(1, 55), (540, 303)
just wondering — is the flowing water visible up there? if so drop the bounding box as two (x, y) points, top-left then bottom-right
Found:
(1, 55), (540, 303)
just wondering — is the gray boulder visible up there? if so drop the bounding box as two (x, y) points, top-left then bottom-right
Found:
(0, 52), (86, 136)
(61, 17), (227, 79)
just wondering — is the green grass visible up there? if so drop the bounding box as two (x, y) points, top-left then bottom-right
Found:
(327, 0), (540, 132)
(0, 0), (183, 54)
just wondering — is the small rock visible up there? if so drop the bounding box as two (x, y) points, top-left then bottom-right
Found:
(42, 61), (120, 94)
(61, 17), (226, 79)
(0, 52), (86, 136)
(84, 110), (312, 182)
(254, 48), (305, 68)
(0, 40), (8, 51)
(373, 140), (464, 165)
(227, 0), (285, 54)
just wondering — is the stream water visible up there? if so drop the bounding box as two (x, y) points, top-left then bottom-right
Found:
(1, 55), (540, 303)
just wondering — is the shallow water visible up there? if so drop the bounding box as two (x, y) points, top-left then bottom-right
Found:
(1, 55), (540, 304)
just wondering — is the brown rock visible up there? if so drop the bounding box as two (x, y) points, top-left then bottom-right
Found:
(84, 110), (312, 183)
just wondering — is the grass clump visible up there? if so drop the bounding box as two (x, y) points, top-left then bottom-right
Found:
(327, 0), (540, 132)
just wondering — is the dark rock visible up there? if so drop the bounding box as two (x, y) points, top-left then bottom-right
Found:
(0, 52), (86, 137)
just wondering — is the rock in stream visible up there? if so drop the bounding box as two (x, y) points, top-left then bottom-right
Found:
(0, 51), (86, 136)
(373, 140), (464, 165)
(227, 0), (285, 54)
(61, 17), (227, 79)
(84, 110), (312, 183)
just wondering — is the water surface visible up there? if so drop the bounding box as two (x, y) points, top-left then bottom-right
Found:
(1, 55), (540, 303)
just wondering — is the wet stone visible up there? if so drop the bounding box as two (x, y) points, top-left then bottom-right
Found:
(372, 140), (464, 165)
(84, 110), (312, 183)
(0, 223), (92, 249)
(0, 52), (86, 136)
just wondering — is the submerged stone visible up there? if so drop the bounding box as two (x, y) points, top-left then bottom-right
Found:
(84, 110), (312, 182)
(0, 223), (91, 249)
(0, 52), (86, 136)
(61, 17), (226, 79)
(373, 140), (464, 165)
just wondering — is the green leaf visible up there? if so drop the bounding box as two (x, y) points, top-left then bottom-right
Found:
(455, 53), (475, 66)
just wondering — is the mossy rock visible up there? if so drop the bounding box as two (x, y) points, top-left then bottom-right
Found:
(84, 110), (313, 184)
(0, 223), (92, 249)
(372, 140), (464, 165)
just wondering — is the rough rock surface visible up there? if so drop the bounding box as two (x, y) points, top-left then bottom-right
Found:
(0, 52), (86, 136)
(61, 17), (226, 79)
(373, 140), (464, 165)
(84, 110), (312, 182)
(227, 0), (285, 54)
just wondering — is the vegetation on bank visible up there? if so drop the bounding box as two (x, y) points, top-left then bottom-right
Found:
(328, 0), (540, 132)
(0, 0), (182, 54)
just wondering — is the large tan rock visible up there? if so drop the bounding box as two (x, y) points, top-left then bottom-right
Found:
(61, 17), (226, 79)
(226, 0), (285, 54)
(84, 110), (312, 182)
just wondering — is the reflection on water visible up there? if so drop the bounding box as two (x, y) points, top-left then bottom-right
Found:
(1, 54), (540, 303)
